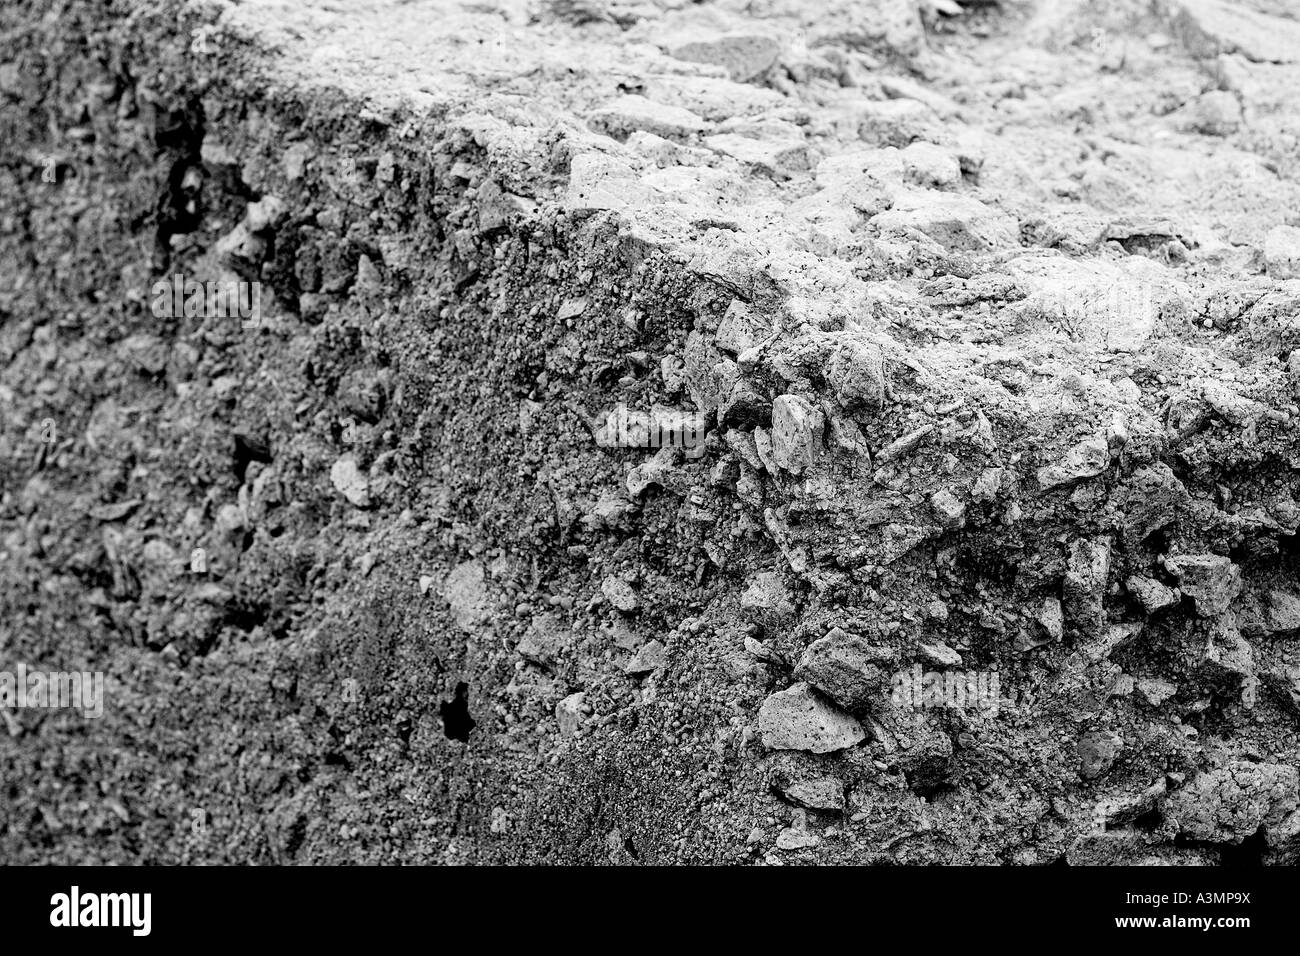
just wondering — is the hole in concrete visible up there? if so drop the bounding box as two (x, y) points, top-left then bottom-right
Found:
(911, 780), (957, 801)
(956, 546), (1018, 586)
(439, 681), (475, 742)
(324, 750), (352, 771)
(233, 432), (273, 483)
(1132, 806), (1162, 831)
(223, 601), (269, 633)
(1142, 527), (1170, 554)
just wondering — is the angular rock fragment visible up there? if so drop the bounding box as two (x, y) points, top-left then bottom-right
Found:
(1264, 224), (1300, 280)
(1002, 253), (1177, 352)
(872, 191), (1018, 251)
(827, 413), (870, 460)
(794, 627), (896, 711)
(1198, 616), (1255, 688)
(556, 693), (587, 737)
(855, 98), (940, 147)
(1127, 575), (1179, 615)
(588, 95), (708, 140)
(246, 196), (286, 233)
(900, 141), (961, 188)
(1137, 677), (1178, 706)
(1098, 217), (1183, 253)
(705, 132), (811, 180)
(1171, 0), (1300, 65)
(1201, 380), (1268, 427)
(626, 446), (680, 498)
(625, 639), (666, 675)
(770, 395), (824, 475)
(757, 682), (866, 753)
(825, 339), (885, 412)
(740, 571), (795, 631)
(1037, 436), (1108, 490)
(216, 197), (284, 275)
(517, 615), (571, 667)
(744, 635), (784, 665)
(1081, 622), (1143, 664)
(1062, 538), (1112, 635)
(475, 180), (535, 232)
(667, 33), (780, 82)
(778, 776), (845, 812)
(1076, 731), (1119, 780)
(1091, 779), (1168, 831)
(879, 75), (963, 119)
(929, 489), (965, 530)
(682, 331), (730, 415)
(776, 815), (820, 850)
(879, 523), (929, 564)
(566, 152), (651, 213)
(1037, 596), (1064, 642)
(715, 300), (770, 355)
(1165, 553), (1242, 617)
(1264, 590), (1300, 634)
(918, 642), (961, 667)
(971, 467), (1003, 502)
(1116, 463), (1189, 544)
(644, 70), (784, 121)
(874, 424), (934, 466)
(753, 427), (779, 475)
(724, 430), (764, 471)
(582, 494), (635, 532)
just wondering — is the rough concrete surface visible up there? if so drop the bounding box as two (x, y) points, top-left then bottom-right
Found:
(2, 0), (1300, 864)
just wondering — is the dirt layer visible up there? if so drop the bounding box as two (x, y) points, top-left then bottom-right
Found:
(3, 0), (1300, 864)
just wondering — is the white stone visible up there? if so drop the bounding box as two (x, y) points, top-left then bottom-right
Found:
(757, 682), (866, 753)
(901, 141), (961, 188)
(556, 692), (586, 737)
(873, 189), (1017, 251)
(1037, 436), (1109, 489)
(589, 95), (708, 140)
(601, 575), (640, 612)
(1264, 225), (1300, 280)
(330, 455), (369, 507)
